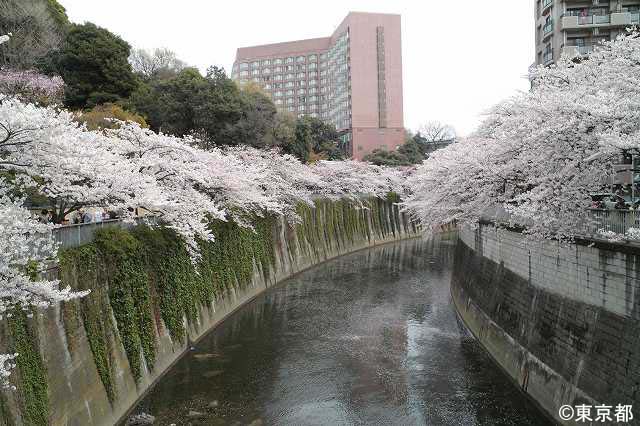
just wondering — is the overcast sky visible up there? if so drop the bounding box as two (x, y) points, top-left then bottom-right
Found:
(58, 0), (534, 136)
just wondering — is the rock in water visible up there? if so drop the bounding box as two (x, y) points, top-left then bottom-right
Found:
(126, 413), (155, 425)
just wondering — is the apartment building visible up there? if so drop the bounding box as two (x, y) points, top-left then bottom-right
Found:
(231, 12), (404, 160)
(534, 0), (640, 66)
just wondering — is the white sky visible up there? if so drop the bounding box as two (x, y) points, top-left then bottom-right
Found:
(57, 0), (534, 136)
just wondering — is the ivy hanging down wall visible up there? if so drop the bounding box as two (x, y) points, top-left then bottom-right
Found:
(0, 196), (418, 426)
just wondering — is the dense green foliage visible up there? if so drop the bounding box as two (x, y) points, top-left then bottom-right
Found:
(364, 131), (457, 166)
(285, 115), (344, 163)
(42, 23), (138, 108)
(7, 310), (48, 426)
(130, 66), (244, 147)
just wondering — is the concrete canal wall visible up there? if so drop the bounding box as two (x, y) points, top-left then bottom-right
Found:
(451, 224), (640, 425)
(0, 197), (419, 426)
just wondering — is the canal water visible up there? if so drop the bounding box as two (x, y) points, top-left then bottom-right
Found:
(129, 236), (552, 425)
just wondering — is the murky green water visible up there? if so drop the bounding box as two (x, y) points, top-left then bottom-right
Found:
(128, 237), (552, 425)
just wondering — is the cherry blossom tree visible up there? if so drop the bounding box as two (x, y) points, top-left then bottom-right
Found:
(0, 30), (414, 387)
(404, 31), (640, 240)
(0, 69), (64, 105)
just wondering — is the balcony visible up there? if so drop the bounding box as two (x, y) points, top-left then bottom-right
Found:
(562, 44), (595, 58)
(542, 20), (554, 38)
(543, 50), (554, 65)
(542, 0), (553, 14)
(562, 11), (638, 30)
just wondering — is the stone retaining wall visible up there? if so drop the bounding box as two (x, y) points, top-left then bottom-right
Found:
(451, 224), (640, 425)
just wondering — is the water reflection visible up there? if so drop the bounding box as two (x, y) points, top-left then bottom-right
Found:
(130, 236), (550, 425)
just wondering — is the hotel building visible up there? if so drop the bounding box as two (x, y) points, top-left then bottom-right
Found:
(231, 12), (404, 160)
(534, 0), (640, 66)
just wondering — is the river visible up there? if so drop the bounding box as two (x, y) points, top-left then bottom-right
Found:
(128, 236), (552, 425)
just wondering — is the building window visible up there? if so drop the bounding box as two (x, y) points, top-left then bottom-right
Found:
(309, 63), (317, 71)
(251, 69), (260, 76)
(288, 106), (295, 112)
(262, 68), (271, 74)
(285, 81), (294, 88)
(275, 99), (283, 105)
(296, 55), (305, 63)
(274, 91), (283, 97)
(296, 72), (305, 79)
(296, 80), (306, 87)
(251, 61), (260, 68)
(296, 64), (306, 71)
(240, 70), (249, 77)
(261, 59), (271, 66)
(274, 66), (283, 73)
(308, 54), (318, 62)
(286, 98), (294, 104)
(286, 57), (294, 63)
(239, 62), (249, 70)
(285, 65), (294, 71)
(309, 79), (317, 86)
(274, 74), (283, 81)
(297, 89), (306, 95)
(264, 84), (272, 90)
(286, 89), (294, 96)
(274, 58), (283, 65)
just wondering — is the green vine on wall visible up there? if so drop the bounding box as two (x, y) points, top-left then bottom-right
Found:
(57, 214), (278, 400)
(7, 310), (48, 426)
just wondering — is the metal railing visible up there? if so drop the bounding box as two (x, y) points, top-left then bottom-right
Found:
(543, 21), (554, 35)
(480, 205), (640, 241)
(543, 0), (553, 9)
(543, 50), (554, 64)
(576, 45), (595, 55)
(564, 44), (595, 56)
(53, 217), (158, 249)
(588, 209), (640, 236)
(631, 12), (640, 24)
(578, 14), (611, 25)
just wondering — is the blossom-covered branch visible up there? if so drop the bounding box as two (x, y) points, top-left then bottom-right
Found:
(404, 31), (640, 241)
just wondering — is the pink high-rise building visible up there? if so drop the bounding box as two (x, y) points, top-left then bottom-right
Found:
(231, 12), (405, 160)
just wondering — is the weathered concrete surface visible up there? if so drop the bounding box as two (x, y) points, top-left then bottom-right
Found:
(2, 199), (418, 426)
(452, 225), (640, 425)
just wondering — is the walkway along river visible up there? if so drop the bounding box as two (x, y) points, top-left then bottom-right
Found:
(127, 236), (552, 425)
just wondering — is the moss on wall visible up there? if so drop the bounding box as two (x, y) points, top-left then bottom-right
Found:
(7, 310), (48, 426)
